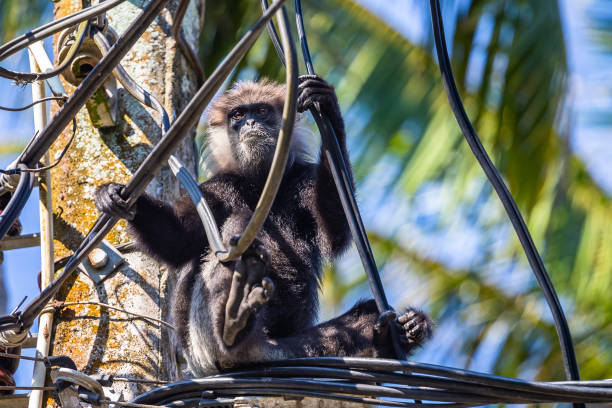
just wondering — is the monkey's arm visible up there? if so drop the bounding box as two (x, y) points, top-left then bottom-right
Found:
(297, 75), (353, 257)
(94, 183), (208, 267)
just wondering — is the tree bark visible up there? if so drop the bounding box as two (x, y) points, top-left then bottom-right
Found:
(45, 0), (202, 405)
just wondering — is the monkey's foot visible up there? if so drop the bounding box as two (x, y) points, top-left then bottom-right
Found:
(374, 307), (433, 356)
(94, 182), (135, 220)
(397, 308), (434, 352)
(222, 245), (275, 347)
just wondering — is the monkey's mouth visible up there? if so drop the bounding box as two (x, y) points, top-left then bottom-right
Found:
(240, 128), (269, 141)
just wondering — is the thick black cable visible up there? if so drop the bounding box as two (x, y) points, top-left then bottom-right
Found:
(0, 0), (287, 334)
(427, 0), (582, 397)
(129, 357), (612, 406)
(260, 0), (286, 64)
(0, 164), (33, 241)
(259, 0), (407, 360)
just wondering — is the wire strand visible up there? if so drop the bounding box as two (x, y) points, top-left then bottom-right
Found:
(55, 301), (175, 330)
(0, 96), (67, 112)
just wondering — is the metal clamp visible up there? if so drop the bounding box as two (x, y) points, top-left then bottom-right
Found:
(50, 368), (105, 408)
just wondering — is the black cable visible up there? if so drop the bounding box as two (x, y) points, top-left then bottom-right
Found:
(0, 164), (33, 241)
(427, 0), (582, 398)
(0, 96), (66, 112)
(128, 357), (612, 406)
(260, 0), (286, 64)
(0, 21), (89, 82)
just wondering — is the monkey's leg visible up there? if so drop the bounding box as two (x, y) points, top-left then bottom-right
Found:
(222, 246), (274, 347)
(263, 300), (433, 359)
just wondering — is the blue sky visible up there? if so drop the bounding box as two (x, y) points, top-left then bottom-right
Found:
(1, 0), (611, 388)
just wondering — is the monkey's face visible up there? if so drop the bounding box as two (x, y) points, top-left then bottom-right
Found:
(227, 102), (280, 169)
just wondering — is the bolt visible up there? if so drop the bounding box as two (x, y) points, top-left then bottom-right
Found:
(88, 248), (109, 269)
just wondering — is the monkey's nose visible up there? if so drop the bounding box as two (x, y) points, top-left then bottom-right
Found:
(246, 119), (255, 127)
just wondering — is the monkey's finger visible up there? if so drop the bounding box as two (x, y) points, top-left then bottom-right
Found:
(95, 189), (133, 220)
(374, 310), (397, 334)
(245, 286), (267, 311)
(297, 88), (335, 113)
(298, 78), (333, 92)
(244, 255), (266, 284)
(226, 261), (247, 318)
(397, 309), (417, 325)
(108, 191), (136, 220)
(253, 244), (270, 265)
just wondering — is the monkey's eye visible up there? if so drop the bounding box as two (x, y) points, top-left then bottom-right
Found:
(257, 106), (269, 116)
(232, 110), (245, 120)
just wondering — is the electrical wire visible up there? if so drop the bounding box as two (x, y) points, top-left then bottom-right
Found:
(174, 0), (204, 85)
(0, 164), (34, 241)
(55, 301), (175, 330)
(128, 357), (612, 407)
(427, 0), (582, 401)
(0, 118), (76, 175)
(0, 96), (66, 112)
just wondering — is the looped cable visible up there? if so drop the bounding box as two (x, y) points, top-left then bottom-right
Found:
(427, 0), (582, 404)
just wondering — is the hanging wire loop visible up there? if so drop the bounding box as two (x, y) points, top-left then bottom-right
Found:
(217, 4), (298, 262)
(427, 0), (582, 400)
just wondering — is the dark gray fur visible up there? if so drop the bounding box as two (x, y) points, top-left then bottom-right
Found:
(95, 75), (433, 376)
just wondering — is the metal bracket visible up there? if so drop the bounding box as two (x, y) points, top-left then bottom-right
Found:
(55, 26), (118, 128)
(78, 240), (125, 285)
(50, 368), (105, 408)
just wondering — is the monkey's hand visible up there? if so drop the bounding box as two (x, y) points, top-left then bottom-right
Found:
(222, 244), (274, 347)
(297, 75), (341, 120)
(94, 182), (136, 220)
(374, 307), (434, 357)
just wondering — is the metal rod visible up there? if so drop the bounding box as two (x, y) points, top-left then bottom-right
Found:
(27, 47), (54, 408)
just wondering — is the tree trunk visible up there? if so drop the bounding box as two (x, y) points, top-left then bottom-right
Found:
(45, 0), (202, 405)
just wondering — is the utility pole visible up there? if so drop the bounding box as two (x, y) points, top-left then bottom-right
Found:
(44, 0), (202, 404)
